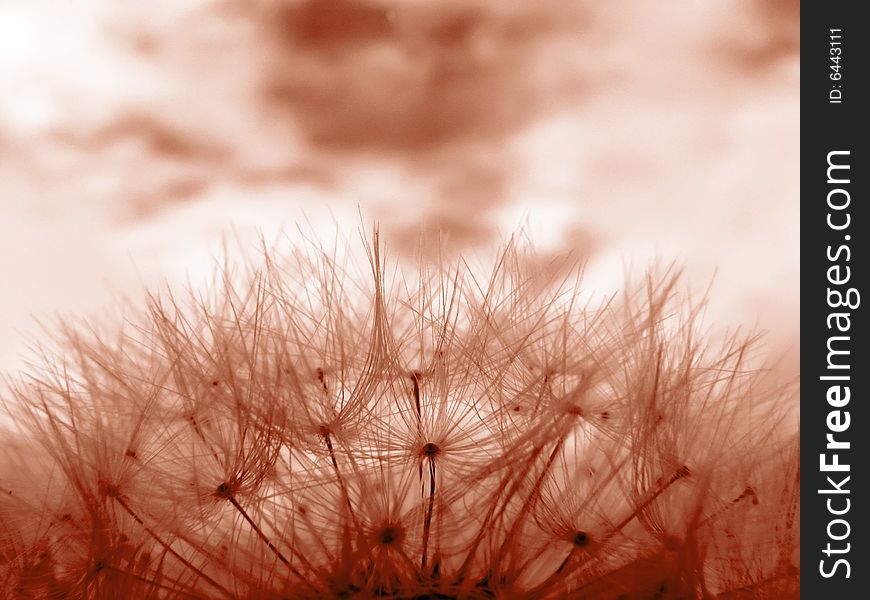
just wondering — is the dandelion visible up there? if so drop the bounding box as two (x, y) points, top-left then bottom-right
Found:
(1, 227), (798, 598)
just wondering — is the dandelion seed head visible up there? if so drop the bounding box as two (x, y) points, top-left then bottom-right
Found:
(0, 227), (799, 599)
(571, 530), (589, 548)
(565, 404), (583, 418)
(97, 479), (121, 499)
(420, 442), (440, 458)
(214, 481), (236, 500)
(373, 523), (405, 547)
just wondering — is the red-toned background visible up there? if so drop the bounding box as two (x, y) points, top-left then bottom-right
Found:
(0, 0), (798, 373)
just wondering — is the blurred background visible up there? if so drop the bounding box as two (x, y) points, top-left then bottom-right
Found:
(0, 0), (798, 373)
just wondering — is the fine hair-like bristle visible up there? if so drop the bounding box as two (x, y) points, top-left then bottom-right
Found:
(1, 229), (798, 599)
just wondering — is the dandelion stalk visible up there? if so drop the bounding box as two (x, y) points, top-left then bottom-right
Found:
(214, 483), (295, 574)
(420, 451), (436, 571)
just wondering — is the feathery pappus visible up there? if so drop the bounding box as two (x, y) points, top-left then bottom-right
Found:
(1, 228), (798, 599)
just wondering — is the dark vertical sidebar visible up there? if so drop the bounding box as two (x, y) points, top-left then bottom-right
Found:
(802, 2), (867, 597)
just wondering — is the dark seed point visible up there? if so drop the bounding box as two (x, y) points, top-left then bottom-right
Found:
(572, 531), (589, 547)
(100, 480), (120, 498)
(376, 525), (404, 546)
(422, 442), (440, 457)
(600, 411), (610, 420)
(215, 482), (233, 499)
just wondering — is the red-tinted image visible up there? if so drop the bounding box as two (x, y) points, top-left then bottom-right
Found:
(1, 1), (798, 597)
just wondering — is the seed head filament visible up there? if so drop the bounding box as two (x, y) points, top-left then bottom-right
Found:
(213, 480), (305, 580)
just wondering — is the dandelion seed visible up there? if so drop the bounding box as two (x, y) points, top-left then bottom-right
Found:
(420, 442), (439, 458)
(0, 227), (798, 598)
(373, 524), (405, 547)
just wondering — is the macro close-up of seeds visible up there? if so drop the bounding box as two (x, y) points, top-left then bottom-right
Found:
(1, 1), (799, 597)
(1, 232), (798, 598)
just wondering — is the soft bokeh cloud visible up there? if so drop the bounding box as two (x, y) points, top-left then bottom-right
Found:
(0, 0), (798, 373)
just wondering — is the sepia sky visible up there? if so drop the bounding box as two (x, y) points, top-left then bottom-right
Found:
(0, 0), (798, 373)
